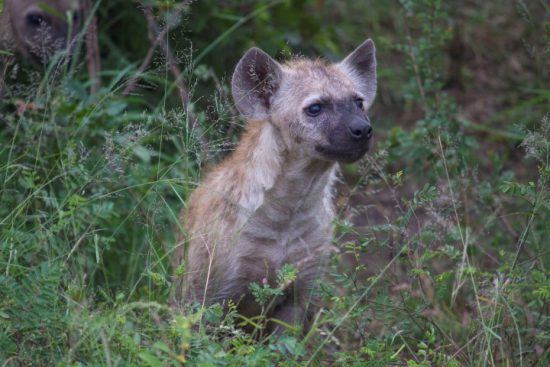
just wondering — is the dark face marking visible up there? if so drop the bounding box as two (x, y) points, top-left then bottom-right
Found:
(305, 97), (373, 163)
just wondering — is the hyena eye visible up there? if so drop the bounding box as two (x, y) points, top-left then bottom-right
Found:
(305, 103), (323, 117)
(27, 13), (44, 27)
(354, 98), (364, 109)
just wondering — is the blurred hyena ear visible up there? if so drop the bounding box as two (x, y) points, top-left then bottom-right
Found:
(232, 47), (282, 120)
(339, 39), (377, 108)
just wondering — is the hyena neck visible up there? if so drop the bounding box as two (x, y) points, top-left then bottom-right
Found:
(232, 119), (336, 217)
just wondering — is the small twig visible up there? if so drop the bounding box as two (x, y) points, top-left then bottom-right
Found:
(151, 312), (172, 347)
(209, 69), (233, 113)
(306, 245), (407, 365)
(450, 330), (485, 361)
(142, 6), (190, 106)
(209, 67), (240, 139)
(132, 3), (208, 150)
(511, 198), (538, 270)
(493, 205), (520, 241)
(122, 4), (174, 96)
(65, 225), (95, 264)
(402, 16), (428, 112)
(99, 328), (113, 367)
(83, 0), (101, 94)
(122, 28), (167, 96)
(201, 237), (215, 311)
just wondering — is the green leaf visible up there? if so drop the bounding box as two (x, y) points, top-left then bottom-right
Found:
(138, 352), (164, 367)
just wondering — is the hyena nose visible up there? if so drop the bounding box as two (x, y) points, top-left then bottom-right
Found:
(349, 119), (373, 140)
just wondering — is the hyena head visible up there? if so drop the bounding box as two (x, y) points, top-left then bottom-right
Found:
(5, 0), (82, 63)
(232, 39), (377, 163)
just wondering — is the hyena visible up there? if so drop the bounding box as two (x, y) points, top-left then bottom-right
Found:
(173, 38), (377, 332)
(0, 0), (82, 64)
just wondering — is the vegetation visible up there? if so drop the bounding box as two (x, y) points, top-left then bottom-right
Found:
(0, 0), (548, 365)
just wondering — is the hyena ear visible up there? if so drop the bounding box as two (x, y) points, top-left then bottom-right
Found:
(339, 39), (377, 108)
(232, 47), (282, 120)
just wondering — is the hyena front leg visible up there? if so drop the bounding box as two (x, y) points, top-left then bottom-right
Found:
(268, 285), (320, 335)
(268, 299), (307, 336)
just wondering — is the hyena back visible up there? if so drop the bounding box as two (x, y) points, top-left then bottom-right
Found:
(173, 38), (377, 332)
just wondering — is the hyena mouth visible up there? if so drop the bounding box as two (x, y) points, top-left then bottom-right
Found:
(315, 143), (369, 163)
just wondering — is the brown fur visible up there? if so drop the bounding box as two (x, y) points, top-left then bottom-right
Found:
(0, 0), (82, 97)
(172, 40), (377, 333)
(0, 0), (81, 63)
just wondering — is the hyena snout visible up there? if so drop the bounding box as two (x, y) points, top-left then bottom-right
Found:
(318, 113), (373, 163)
(348, 116), (373, 141)
(316, 116), (373, 163)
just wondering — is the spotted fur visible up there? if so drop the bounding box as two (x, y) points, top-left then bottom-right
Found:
(172, 39), (377, 332)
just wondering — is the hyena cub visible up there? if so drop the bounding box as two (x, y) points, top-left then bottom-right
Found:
(0, 0), (82, 98)
(173, 38), (377, 331)
(0, 0), (82, 64)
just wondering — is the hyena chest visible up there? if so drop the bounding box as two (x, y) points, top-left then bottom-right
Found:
(236, 196), (334, 283)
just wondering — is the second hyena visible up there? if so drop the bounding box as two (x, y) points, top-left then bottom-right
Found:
(0, 0), (82, 64)
(173, 38), (377, 332)
(0, 0), (82, 98)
